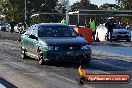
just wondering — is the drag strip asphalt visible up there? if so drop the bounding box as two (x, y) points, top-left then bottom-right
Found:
(0, 38), (132, 88)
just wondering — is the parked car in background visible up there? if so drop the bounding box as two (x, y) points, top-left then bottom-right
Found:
(110, 24), (131, 42)
(21, 23), (92, 65)
(127, 25), (132, 41)
(0, 23), (9, 31)
(7, 24), (19, 33)
(96, 24), (131, 42)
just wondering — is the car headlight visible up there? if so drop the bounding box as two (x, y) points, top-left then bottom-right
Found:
(54, 47), (59, 50)
(46, 46), (59, 51)
(113, 32), (118, 34)
(81, 45), (91, 50)
(47, 46), (54, 51)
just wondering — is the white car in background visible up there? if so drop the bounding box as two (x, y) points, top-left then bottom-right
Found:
(96, 24), (131, 42)
(0, 23), (9, 31)
(7, 24), (19, 33)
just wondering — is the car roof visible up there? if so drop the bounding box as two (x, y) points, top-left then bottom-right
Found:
(35, 23), (68, 27)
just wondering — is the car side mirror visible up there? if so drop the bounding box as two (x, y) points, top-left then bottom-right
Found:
(29, 35), (38, 40)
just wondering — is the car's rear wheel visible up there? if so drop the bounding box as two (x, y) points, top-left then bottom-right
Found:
(38, 49), (44, 65)
(81, 55), (91, 65)
(126, 39), (131, 42)
(21, 46), (27, 59)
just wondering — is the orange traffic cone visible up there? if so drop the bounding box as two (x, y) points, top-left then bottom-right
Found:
(96, 32), (100, 42)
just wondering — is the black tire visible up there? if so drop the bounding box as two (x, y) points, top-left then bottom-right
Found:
(21, 46), (27, 59)
(126, 39), (131, 42)
(81, 59), (91, 65)
(38, 49), (44, 65)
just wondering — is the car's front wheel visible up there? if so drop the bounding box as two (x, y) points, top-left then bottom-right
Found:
(81, 59), (91, 65)
(81, 55), (91, 65)
(38, 49), (44, 65)
(126, 39), (131, 42)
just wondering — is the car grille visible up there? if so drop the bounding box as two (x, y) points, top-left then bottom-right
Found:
(59, 45), (81, 51)
(118, 32), (128, 34)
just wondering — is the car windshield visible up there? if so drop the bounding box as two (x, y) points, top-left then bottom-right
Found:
(114, 25), (126, 29)
(38, 25), (78, 37)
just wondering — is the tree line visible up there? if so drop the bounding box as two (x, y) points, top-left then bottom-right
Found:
(0, 0), (131, 25)
(116, 0), (132, 24)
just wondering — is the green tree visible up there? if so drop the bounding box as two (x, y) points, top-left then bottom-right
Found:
(99, 3), (120, 10)
(55, 0), (71, 23)
(56, 0), (70, 13)
(80, 0), (98, 10)
(2, 0), (24, 22)
(116, 0), (132, 10)
(2, 0), (59, 23)
(25, 0), (58, 23)
(80, 0), (90, 9)
(116, 0), (132, 24)
(56, 3), (66, 13)
(71, 0), (98, 11)
(0, 0), (3, 12)
(71, 1), (80, 11)
(70, 0), (98, 25)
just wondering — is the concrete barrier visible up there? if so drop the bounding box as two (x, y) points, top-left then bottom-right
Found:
(0, 31), (20, 41)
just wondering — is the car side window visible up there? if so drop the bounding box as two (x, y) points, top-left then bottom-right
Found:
(31, 25), (38, 37)
(24, 26), (33, 35)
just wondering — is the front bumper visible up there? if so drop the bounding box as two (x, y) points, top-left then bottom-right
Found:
(112, 35), (131, 40)
(42, 50), (92, 61)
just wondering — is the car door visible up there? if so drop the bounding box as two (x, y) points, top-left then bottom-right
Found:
(25, 26), (33, 54)
(22, 26), (34, 53)
(28, 25), (39, 57)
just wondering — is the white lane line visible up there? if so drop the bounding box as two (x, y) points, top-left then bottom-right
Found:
(55, 74), (77, 84)
(52, 73), (94, 88)
(0, 84), (6, 88)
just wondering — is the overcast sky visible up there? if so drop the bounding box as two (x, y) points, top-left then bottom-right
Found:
(70, 0), (116, 6)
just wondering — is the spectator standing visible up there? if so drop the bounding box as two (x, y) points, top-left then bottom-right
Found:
(10, 20), (15, 33)
(88, 17), (97, 44)
(61, 17), (68, 25)
(105, 18), (115, 42)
